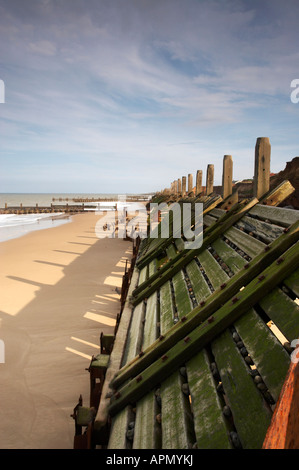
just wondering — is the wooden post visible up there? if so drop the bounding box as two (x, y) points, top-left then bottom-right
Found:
(222, 155), (233, 199)
(182, 176), (187, 197)
(174, 180), (178, 195)
(178, 178), (182, 195)
(188, 174), (193, 194)
(253, 137), (271, 199)
(196, 170), (202, 196)
(206, 164), (214, 195)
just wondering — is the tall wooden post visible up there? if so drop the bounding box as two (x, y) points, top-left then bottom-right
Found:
(206, 164), (214, 195)
(174, 180), (178, 195)
(188, 174), (193, 194)
(178, 178), (182, 195)
(253, 137), (271, 199)
(222, 155), (233, 199)
(182, 176), (187, 197)
(196, 170), (202, 196)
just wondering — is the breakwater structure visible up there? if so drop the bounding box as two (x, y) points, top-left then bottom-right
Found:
(0, 194), (153, 215)
(71, 137), (299, 450)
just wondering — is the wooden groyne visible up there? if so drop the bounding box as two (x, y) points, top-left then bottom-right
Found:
(70, 137), (299, 450)
(0, 194), (153, 215)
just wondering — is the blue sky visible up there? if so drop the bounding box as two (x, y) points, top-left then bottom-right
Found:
(0, 0), (298, 194)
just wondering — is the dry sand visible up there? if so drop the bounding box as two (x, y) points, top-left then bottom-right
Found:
(0, 211), (132, 449)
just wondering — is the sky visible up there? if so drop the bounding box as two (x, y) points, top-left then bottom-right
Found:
(0, 0), (299, 194)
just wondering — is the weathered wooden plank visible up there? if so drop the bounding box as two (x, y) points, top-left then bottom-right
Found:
(249, 204), (299, 227)
(224, 226), (266, 259)
(259, 287), (299, 342)
(259, 180), (294, 207)
(133, 392), (160, 449)
(138, 266), (148, 286)
(148, 259), (158, 277)
(142, 293), (158, 350)
(159, 281), (174, 334)
(160, 267), (195, 449)
(212, 329), (272, 449)
(121, 302), (145, 367)
(211, 238), (246, 274)
(234, 308), (290, 401)
(166, 242), (177, 260)
(108, 407), (130, 449)
(237, 215), (284, 243)
(203, 214), (217, 227)
(160, 371), (195, 449)
(185, 259), (211, 304)
(172, 270), (192, 318)
(197, 250), (229, 290)
(210, 208), (227, 218)
(187, 349), (232, 449)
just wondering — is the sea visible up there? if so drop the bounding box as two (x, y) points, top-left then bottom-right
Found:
(0, 193), (149, 243)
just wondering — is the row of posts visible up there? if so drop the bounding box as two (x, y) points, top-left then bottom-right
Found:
(169, 137), (271, 200)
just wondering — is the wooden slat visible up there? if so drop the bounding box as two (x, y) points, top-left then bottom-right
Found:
(142, 293), (158, 350)
(187, 349), (232, 449)
(185, 259), (211, 304)
(209, 208), (227, 218)
(160, 371), (194, 449)
(249, 204), (299, 227)
(258, 180), (295, 207)
(159, 262), (195, 449)
(237, 215), (284, 243)
(172, 270), (192, 318)
(166, 242), (177, 260)
(148, 259), (158, 277)
(133, 392), (160, 449)
(159, 281), (174, 334)
(203, 214), (217, 227)
(138, 266), (148, 286)
(197, 250), (229, 290)
(224, 226), (266, 258)
(234, 308), (290, 401)
(211, 238), (246, 274)
(121, 302), (145, 366)
(108, 407), (130, 449)
(259, 287), (299, 342)
(212, 329), (272, 449)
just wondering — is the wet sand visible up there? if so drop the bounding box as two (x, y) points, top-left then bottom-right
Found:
(0, 212), (132, 449)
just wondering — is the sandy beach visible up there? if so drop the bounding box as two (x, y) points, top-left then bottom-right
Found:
(0, 211), (132, 449)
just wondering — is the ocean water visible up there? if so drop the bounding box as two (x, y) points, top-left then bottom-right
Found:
(0, 212), (71, 243)
(0, 193), (148, 243)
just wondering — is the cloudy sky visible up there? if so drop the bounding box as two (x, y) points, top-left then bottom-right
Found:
(0, 0), (299, 194)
